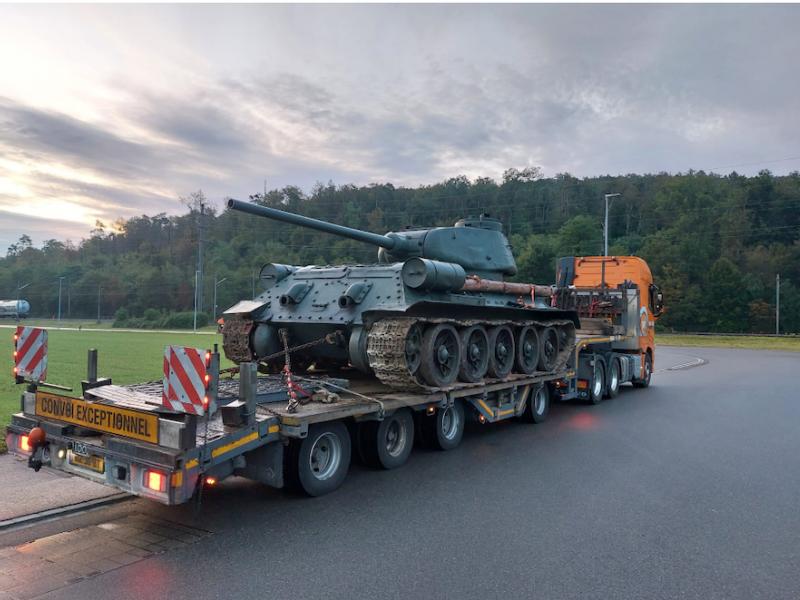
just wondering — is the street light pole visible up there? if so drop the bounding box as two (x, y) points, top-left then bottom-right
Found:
(57, 276), (65, 322)
(604, 193), (621, 256)
(16, 282), (30, 321)
(776, 273), (780, 335)
(193, 270), (199, 332)
(213, 275), (228, 321)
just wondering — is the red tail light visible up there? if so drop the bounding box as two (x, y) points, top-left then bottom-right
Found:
(19, 434), (31, 452)
(144, 469), (166, 492)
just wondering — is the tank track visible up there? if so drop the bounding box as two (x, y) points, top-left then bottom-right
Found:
(366, 316), (576, 392)
(222, 315), (255, 363)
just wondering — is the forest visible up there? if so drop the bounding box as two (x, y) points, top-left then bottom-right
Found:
(1, 168), (799, 333)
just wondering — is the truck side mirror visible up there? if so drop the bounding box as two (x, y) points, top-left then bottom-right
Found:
(649, 284), (664, 317)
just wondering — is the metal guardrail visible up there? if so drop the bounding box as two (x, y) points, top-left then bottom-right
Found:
(659, 331), (800, 338)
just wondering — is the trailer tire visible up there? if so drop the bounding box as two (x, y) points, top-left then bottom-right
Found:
(520, 383), (550, 423)
(633, 352), (652, 388)
(605, 358), (621, 398)
(588, 361), (605, 405)
(293, 422), (351, 497)
(421, 401), (465, 451)
(359, 409), (415, 469)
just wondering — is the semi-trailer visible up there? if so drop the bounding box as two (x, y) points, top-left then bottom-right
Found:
(6, 255), (662, 502)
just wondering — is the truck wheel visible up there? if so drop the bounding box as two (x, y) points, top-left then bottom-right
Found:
(633, 353), (652, 388)
(588, 362), (605, 404)
(520, 383), (550, 423)
(421, 401), (465, 450)
(605, 359), (620, 398)
(294, 422), (351, 496)
(359, 409), (415, 469)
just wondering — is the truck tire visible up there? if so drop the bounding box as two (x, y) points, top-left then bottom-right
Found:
(588, 361), (605, 404)
(293, 422), (351, 496)
(633, 353), (652, 388)
(420, 401), (465, 450)
(605, 358), (621, 398)
(520, 383), (550, 423)
(359, 409), (415, 469)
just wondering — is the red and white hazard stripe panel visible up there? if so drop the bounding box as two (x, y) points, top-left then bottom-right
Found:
(162, 345), (214, 415)
(13, 326), (48, 382)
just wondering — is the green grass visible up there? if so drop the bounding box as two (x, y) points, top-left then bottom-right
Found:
(9, 318), (219, 332)
(1, 328), (232, 453)
(659, 333), (800, 352)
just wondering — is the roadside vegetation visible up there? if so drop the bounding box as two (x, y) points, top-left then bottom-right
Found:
(1, 169), (798, 334)
(659, 333), (800, 352)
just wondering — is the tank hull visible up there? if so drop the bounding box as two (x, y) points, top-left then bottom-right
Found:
(223, 262), (578, 390)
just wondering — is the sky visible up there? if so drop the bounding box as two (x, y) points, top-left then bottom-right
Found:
(1, 4), (799, 250)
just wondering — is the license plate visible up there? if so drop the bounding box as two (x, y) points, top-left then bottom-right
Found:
(72, 441), (89, 457)
(69, 452), (105, 473)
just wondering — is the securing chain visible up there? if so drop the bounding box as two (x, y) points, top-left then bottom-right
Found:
(219, 330), (344, 377)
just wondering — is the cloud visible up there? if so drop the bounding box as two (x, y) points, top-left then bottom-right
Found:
(0, 4), (799, 251)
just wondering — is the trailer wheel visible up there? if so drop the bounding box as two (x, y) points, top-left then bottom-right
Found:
(605, 359), (620, 398)
(421, 401), (465, 450)
(520, 383), (550, 423)
(359, 409), (415, 469)
(588, 361), (605, 404)
(294, 422), (351, 496)
(633, 353), (652, 388)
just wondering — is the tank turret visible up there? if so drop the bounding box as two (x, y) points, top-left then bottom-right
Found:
(223, 199), (577, 391)
(227, 199), (516, 279)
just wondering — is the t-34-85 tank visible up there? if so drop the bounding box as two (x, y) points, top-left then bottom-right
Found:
(223, 198), (578, 391)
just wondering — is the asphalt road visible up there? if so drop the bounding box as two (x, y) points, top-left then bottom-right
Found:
(5, 346), (800, 600)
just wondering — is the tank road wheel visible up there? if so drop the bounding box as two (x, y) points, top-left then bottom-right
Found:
(404, 322), (425, 376)
(537, 326), (559, 372)
(421, 400), (465, 450)
(633, 353), (652, 388)
(289, 422), (351, 497)
(515, 326), (540, 375)
(419, 324), (462, 387)
(589, 361), (605, 405)
(520, 383), (550, 423)
(359, 409), (415, 470)
(459, 325), (490, 382)
(605, 358), (621, 398)
(487, 325), (515, 379)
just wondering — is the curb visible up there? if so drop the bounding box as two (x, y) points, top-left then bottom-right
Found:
(0, 493), (132, 533)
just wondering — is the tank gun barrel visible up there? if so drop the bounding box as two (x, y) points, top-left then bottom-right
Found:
(227, 199), (398, 250)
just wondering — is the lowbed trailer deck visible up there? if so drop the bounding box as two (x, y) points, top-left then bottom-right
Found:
(7, 360), (575, 502)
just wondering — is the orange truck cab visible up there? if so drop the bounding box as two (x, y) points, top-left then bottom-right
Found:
(555, 255), (664, 402)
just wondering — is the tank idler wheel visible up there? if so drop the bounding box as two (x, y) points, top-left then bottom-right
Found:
(358, 408), (415, 470)
(537, 326), (559, 372)
(459, 325), (489, 383)
(419, 323), (462, 387)
(515, 326), (540, 375)
(404, 322), (425, 375)
(487, 325), (515, 378)
(420, 400), (465, 450)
